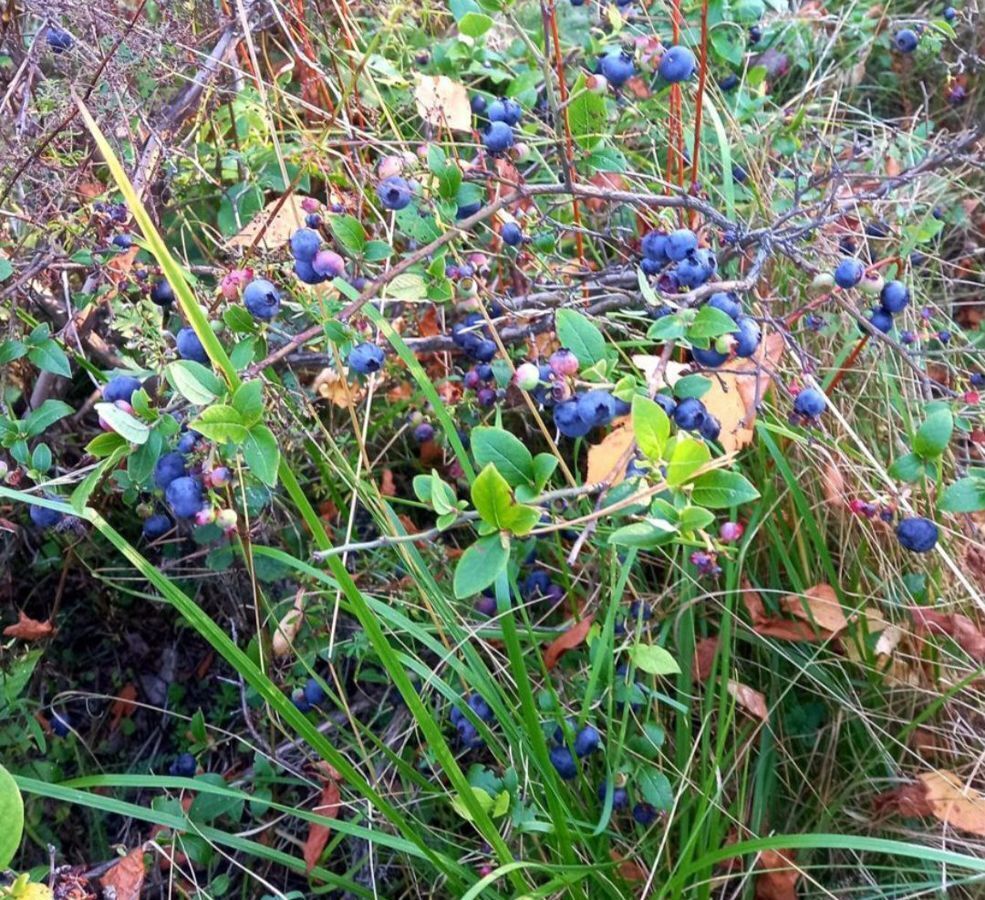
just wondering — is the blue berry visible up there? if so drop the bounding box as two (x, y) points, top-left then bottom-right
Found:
(880, 280), (910, 314)
(549, 746), (578, 780)
(894, 28), (918, 53)
(150, 279), (175, 305)
(501, 222), (523, 247)
(166, 476), (203, 519)
(467, 694), (495, 723)
(456, 718), (485, 749)
(665, 229), (698, 262)
(598, 49), (636, 87)
(943, 6), (956, 20)
(732, 163), (748, 183)
(863, 308), (893, 334)
(554, 399), (592, 438)
(692, 345), (728, 368)
(169, 752), (197, 777)
(487, 98), (522, 126)
(659, 45), (697, 82)
(900, 330), (917, 345)
(177, 431), (198, 454)
(142, 514), (172, 539)
(707, 292), (742, 320)
(834, 258), (864, 289)
(112, 234), (134, 249)
(598, 782), (629, 809)
(290, 228), (321, 262)
(640, 257), (663, 276)
(154, 451), (187, 489)
(574, 725), (601, 757)
(733, 317), (761, 357)
(348, 342), (385, 375)
(303, 678), (326, 705)
(305, 213), (322, 228)
(970, 373), (985, 387)
(633, 802), (658, 825)
(673, 397), (707, 431)
(376, 176), (412, 211)
(641, 231), (669, 262)
(938, 330), (951, 344)
(483, 121), (515, 154)
(291, 688), (312, 712)
(294, 259), (327, 285)
(653, 393), (677, 418)
(576, 390), (617, 428)
(470, 94), (487, 114)
(51, 712), (71, 737)
(793, 388), (826, 418)
(243, 279), (281, 320)
(674, 250), (716, 288)
(413, 422), (435, 443)
(470, 339), (498, 363)
(523, 570), (552, 598)
(102, 375), (141, 404)
(312, 250), (345, 278)
(47, 27), (73, 53)
(30, 504), (63, 530)
(896, 517), (938, 553)
(456, 201), (482, 221)
(699, 413), (721, 442)
(719, 73), (740, 91)
(176, 327), (209, 364)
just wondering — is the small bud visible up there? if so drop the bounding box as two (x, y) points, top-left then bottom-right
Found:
(587, 74), (608, 93)
(195, 507), (216, 526)
(810, 272), (835, 293)
(514, 362), (541, 391)
(216, 509), (238, 532)
(377, 155), (405, 179)
(859, 273), (885, 295)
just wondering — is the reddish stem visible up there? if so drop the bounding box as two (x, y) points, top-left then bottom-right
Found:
(689, 0), (710, 221)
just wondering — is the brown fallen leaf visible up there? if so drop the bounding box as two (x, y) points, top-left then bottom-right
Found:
(918, 770), (985, 835)
(755, 849), (800, 900)
(304, 775), (342, 872)
(586, 423), (634, 486)
(312, 367), (365, 408)
(414, 76), (471, 131)
(727, 679), (769, 721)
(702, 332), (784, 454)
(692, 636), (720, 681)
(910, 607), (985, 662)
(4, 610), (54, 641)
(609, 849), (648, 883)
(100, 846), (146, 900)
(821, 460), (847, 508)
(544, 614), (595, 670)
(419, 305), (441, 337)
(741, 585), (825, 643)
(380, 469), (397, 496)
(109, 684), (138, 732)
(779, 584), (848, 634)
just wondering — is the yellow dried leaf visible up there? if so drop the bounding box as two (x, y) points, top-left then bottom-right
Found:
(780, 584), (848, 634)
(272, 592), (306, 658)
(586, 423), (634, 486)
(227, 195), (307, 250)
(918, 770), (985, 836)
(414, 76), (472, 131)
(312, 368), (365, 408)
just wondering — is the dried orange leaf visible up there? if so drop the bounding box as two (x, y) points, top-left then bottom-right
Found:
(755, 849), (800, 900)
(544, 614), (595, 670)
(304, 777), (342, 872)
(727, 679), (768, 721)
(110, 684), (138, 732)
(918, 770), (985, 835)
(100, 846), (146, 900)
(779, 584), (847, 634)
(3, 611), (54, 641)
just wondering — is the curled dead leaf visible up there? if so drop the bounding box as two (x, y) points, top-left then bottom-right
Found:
(312, 367), (365, 408)
(544, 614), (595, 670)
(100, 846), (147, 900)
(692, 636), (720, 681)
(304, 775), (342, 872)
(272, 591), (306, 658)
(4, 610), (54, 641)
(380, 469), (397, 496)
(918, 769), (985, 835)
(414, 76), (471, 131)
(821, 461), (847, 508)
(910, 607), (985, 662)
(755, 849), (800, 900)
(109, 684), (138, 732)
(779, 584), (847, 634)
(727, 679), (769, 721)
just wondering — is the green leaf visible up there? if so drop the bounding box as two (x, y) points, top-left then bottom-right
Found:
(632, 396), (670, 460)
(458, 11), (493, 37)
(608, 520), (676, 547)
(86, 431), (128, 458)
(127, 427), (164, 485)
(470, 464), (539, 534)
(567, 77), (607, 151)
(0, 258), (12, 282)
(939, 472), (985, 513)
(30, 442), (51, 473)
(889, 451), (927, 483)
(223, 306), (256, 334)
(451, 786), (495, 822)
(242, 425), (280, 486)
(168, 361), (223, 405)
(913, 403), (953, 459)
(232, 381), (264, 427)
(689, 470), (760, 508)
(329, 215), (367, 254)
(429, 471), (457, 515)
(472, 427), (535, 487)
(94, 402), (151, 444)
(72, 445), (128, 513)
(191, 405), (249, 445)
(688, 306), (738, 340)
(453, 534), (509, 598)
(638, 769), (674, 811)
(0, 761), (24, 867)
(0, 339), (27, 365)
(677, 505), (715, 532)
(647, 314), (686, 341)
(673, 375), (711, 400)
(23, 399), (72, 438)
(630, 644), (681, 676)
(665, 436), (711, 486)
(188, 773), (244, 824)
(363, 240), (394, 262)
(555, 309), (607, 367)
(384, 272), (427, 301)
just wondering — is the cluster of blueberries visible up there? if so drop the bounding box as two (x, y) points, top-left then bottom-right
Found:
(471, 96), (522, 156)
(640, 227), (719, 292)
(832, 258), (911, 337)
(451, 694), (496, 749)
(597, 43), (697, 89)
(548, 719), (601, 779)
(289, 227), (346, 287)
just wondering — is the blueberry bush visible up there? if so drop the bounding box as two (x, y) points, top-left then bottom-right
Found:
(0, 0), (983, 897)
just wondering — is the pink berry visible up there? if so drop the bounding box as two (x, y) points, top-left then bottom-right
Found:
(300, 197), (320, 213)
(549, 349), (579, 377)
(312, 250), (345, 278)
(216, 509), (238, 532)
(719, 521), (743, 542)
(208, 467), (230, 488)
(195, 507), (216, 526)
(377, 155), (405, 179)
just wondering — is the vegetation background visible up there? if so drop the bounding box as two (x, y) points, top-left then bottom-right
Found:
(0, 0), (983, 897)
